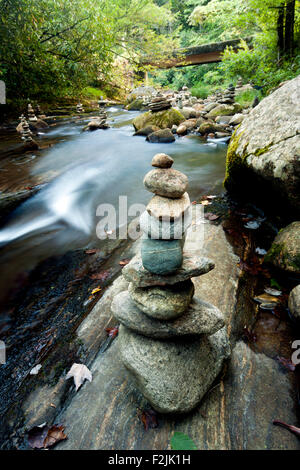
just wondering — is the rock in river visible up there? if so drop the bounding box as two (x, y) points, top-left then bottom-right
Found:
(146, 128), (175, 143)
(118, 325), (230, 414)
(143, 168), (188, 198)
(265, 221), (300, 274)
(288, 285), (300, 321)
(112, 291), (225, 337)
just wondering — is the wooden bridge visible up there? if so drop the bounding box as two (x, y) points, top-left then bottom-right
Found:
(143, 38), (252, 69)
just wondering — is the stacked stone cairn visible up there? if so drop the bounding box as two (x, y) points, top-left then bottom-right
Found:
(112, 153), (230, 414)
(148, 93), (171, 112)
(236, 77), (243, 91)
(27, 103), (37, 122)
(76, 102), (84, 113)
(19, 115), (39, 150)
(219, 84), (235, 105)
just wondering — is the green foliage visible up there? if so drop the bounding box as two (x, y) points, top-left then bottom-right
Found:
(170, 432), (198, 450)
(82, 87), (107, 99)
(235, 89), (261, 108)
(190, 82), (211, 98)
(0, 0), (177, 105)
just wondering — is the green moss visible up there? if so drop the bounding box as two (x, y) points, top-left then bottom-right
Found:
(224, 128), (246, 187)
(253, 144), (272, 157)
(132, 108), (185, 131)
(264, 243), (284, 263)
(126, 98), (144, 111)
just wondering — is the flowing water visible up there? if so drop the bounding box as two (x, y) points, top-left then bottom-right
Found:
(0, 107), (227, 297)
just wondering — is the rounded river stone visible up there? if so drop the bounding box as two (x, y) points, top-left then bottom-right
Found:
(128, 279), (194, 320)
(151, 153), (174, 169)
(141, 237), (183, 275)
(143, 168), (188, 198)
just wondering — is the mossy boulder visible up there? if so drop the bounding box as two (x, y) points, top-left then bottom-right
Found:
(265, 222), (300, 274)
(207, 103), (242, 119)
(224, 75), (300, 213)
(198, 121), (225, 134)
(133, 108), (185, 131)
(126, 99), (145, 111)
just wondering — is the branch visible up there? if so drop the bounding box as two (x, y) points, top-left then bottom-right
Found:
(39, 16), (90, 44)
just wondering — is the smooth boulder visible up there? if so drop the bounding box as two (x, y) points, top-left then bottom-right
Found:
(265, 221), (300, 274)
(118, 325), (230, 414)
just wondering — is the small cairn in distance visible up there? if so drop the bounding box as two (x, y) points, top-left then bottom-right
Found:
(19, 115), (39, 151)
(112, 153), (230, 414)
(219, 84), (235, 105)
(148, 92), (171, 112)
(27, 103), (38, 122)
(76, 102), (85, 114)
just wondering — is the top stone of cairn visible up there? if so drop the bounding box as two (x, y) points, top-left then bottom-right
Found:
(151, 153), (174, 169)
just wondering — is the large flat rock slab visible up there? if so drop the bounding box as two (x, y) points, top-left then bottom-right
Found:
(56, 337), (299, 450)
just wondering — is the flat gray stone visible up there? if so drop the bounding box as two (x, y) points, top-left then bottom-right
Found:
(128, 280), (194, 320)
(122, 253), (214, 287)
(141, 237), (183, 275)
(118, 325), (230, 414)
(147, 192), (190, 221)
(139, 208), (192, 240)
(112, 291), (225, 337)
(143, 168), (188, 198)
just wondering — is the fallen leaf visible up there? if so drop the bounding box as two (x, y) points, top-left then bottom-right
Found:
(254, 293), (280, 304)
(91, 287), (101, 295)
(244, 220), (260, 230)
(105, 326), (119, 338)
(28, 424), (49, 449)
(255, 247), (267, 256)
(138, 409), (158, 431)
(43, 424), (67, 448)
(273, 420), (300, 437)
(264, 287), (282, 296)
(90, 270), (111, 281)
(65, 363), (92, 391)
(85, 249), (97, 254)
(191, 201), (197, 205)
(277, 356), (296, 371)
(205, 212), (219, 221)
(30, 364), (42, 375)
(206, 195), (217, 200)
(119, 258), (130, 266)
(201, 200), (211, 206)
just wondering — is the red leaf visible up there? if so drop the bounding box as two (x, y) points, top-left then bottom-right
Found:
(273, 420), (300, 437)
(105, 326), (119, 338)
(138, 409), (158, 431)
(85, 249), (97, 254)
(28, 424), (67, 449)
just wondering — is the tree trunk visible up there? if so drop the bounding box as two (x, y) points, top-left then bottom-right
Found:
(284, 0), (295, 56)
(277, 5), (285, 57)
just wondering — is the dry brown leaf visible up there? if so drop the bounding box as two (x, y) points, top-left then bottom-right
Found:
(65, 363), (92, 391)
